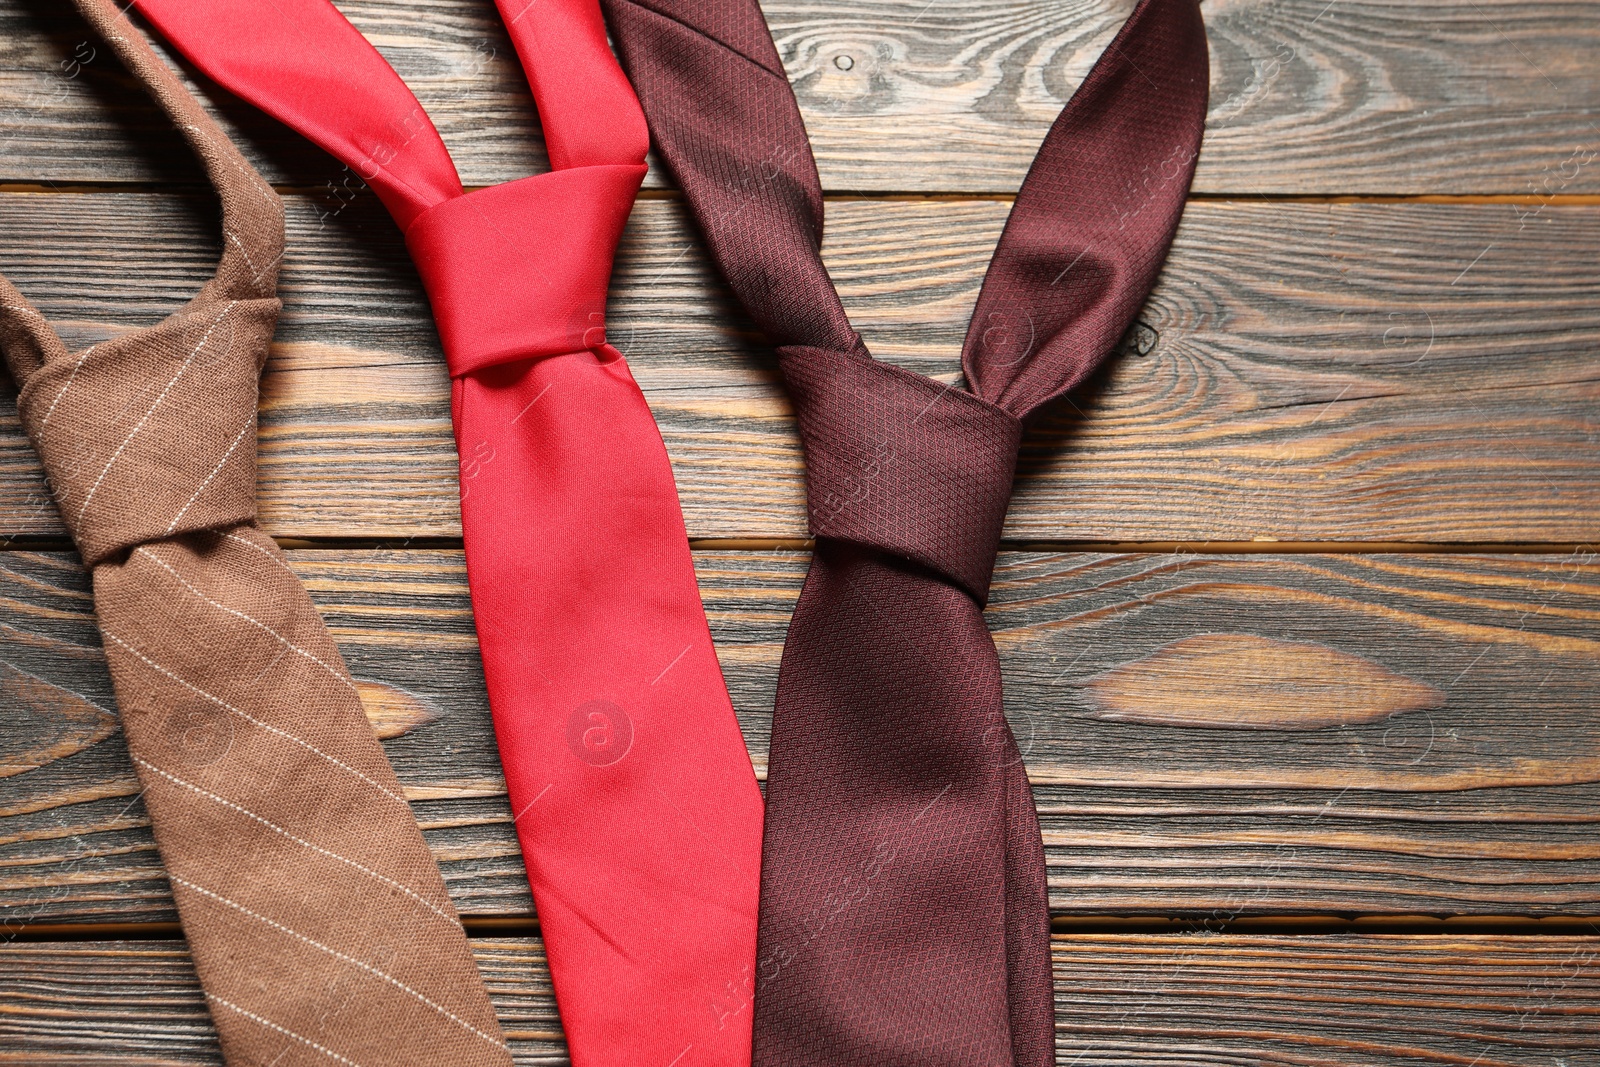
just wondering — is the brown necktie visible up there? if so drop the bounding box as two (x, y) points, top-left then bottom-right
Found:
(0, 4), (511, 1065)
(600, 0), (1209, 1062)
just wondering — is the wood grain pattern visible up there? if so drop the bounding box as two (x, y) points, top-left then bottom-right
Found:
(3, 936), (1597, 1065)
(356, 680), (440, 740)
(0, 939), (564, 1065)
(1, 193), (1596, 542)
(2, 0), (1593, 1046)
(1, 0), (1597, 194)
(1082, 633), (1447, 730)
(3, 547), (1598, 923)
(0, 662), (117, 778)
(1051, 935), (1600, 1065)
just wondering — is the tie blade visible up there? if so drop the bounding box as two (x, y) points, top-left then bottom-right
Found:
(455, 357), (765, 1065)
(962, 0), (1211, 414)
(493, 0), (651, 171)
(1001, 752), (1054, 1067)
(602, 0), (858, 353)
(754, 545), (1037, 1065)
(135, 0), (463, 226)
(99, 531), (512, 1067)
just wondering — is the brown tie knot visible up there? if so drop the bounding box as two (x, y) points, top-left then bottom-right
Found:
(16, 297), (279, 566)
(777, 345), (1022, 602)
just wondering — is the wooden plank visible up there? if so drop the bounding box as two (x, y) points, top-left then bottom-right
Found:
(1, 0), (1597, 194)
(0, 939), (562, 1065)
(2, 936), (1598, 1064)
(3, 547), (1598, 923)
(2, 193), (1596, 542)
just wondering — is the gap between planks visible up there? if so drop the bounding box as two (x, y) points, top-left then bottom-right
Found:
(2, 538), (1594, 555)
(4, 181), (1600, 208)
(7, 915), (1600, 944)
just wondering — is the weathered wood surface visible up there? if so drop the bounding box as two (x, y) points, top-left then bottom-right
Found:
(3, 547), (1598, 923)
(2, 0), (1595, 1053)
(0, 939), (564, 1066)
(2, 193), (1596, 543)
(3, 936), (1598, 1064)
(2, 0), (1598, 195)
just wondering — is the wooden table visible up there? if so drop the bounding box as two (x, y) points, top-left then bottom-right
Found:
(3, 0), (1598, 1061)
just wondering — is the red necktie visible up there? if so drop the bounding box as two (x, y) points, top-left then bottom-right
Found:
(601, 0), (1209, 1062)
(134, 2), (765, 1064)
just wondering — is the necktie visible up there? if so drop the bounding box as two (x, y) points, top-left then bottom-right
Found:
(133, 2), (767, 1063)
(600, 0), (1210, 1062)
(0, 3), (510, 1066)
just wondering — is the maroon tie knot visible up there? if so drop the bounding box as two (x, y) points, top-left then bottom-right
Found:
(777, 344), (1022, 602)
(405, 163), (646, 377)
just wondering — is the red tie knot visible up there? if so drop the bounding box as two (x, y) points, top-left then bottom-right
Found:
(777, 344), (1023, 603)
(405, 164), (647, 377)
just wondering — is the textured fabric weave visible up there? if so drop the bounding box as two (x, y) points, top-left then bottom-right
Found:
(133, 1), (766, 1063)
(601, 0), (1210, 1062)
(0, 4), (510, 1066)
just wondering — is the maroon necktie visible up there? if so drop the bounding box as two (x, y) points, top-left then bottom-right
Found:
(599, 0), (1209, 1062)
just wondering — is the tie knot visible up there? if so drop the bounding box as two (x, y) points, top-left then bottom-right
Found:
(16, 297), (278, 566)
(406, 165), (647, 377)
(778, 345), (1022, 602)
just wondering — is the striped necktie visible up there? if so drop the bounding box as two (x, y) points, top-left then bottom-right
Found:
(0, 2), (510, 1064)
